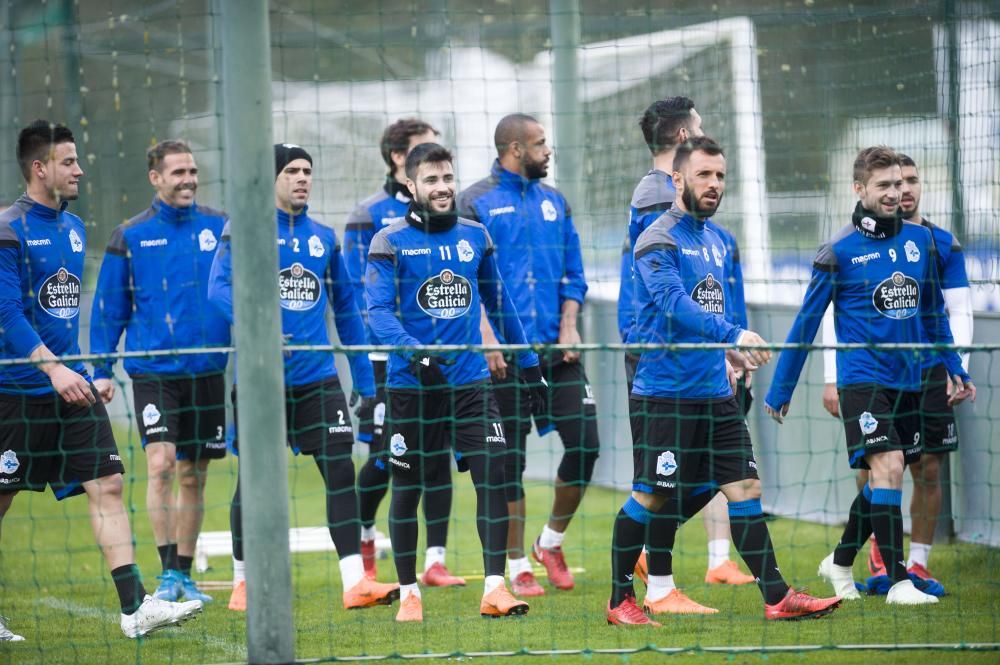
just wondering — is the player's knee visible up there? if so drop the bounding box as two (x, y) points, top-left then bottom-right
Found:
(147, 449), (176, 483)
(557, 449), (599, 485)
(97, 472), (125, 499)
(912, 453), (942, 485)
(629, 489), (665, 512)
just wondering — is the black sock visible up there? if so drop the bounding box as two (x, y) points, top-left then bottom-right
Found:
(390, 482), (421, 585)
(157, 543), (178, 573)
(315, 449), (361, 558)
(231, 467), (243, 561)
(112, 564), (147, 614)
(177, 555), (194, 577)
(869, 488), (906, 583)
(423, 454), (453, 549)
(464, 450), (508, 578)
(611, 498), (650, 607)
(646, 498), (676, 577)
(357, 456), (389, 531)
(728, 498), (789, 605)
(834, 483), (873, 567)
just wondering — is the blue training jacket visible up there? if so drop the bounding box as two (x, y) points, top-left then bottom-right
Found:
(457, 161), (587, 344)
(0, 195), (89, 395)
(207, 206), (375, 396)
(619, 170), (746, 343)
(765, 205), (969, 410)
(343, 180), (412, 345)
(365, 206), (539, 389)
(90, 197), (231, 379)
(631, 207), (744, 399)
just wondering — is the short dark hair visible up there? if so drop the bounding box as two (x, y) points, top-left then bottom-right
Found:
(381, 118), (439, 174)
(404, 143), (453, 180)
(494, 113), (538, 156)
(16, 120), (75, 181)
(640, 97), (696, 156)
(898, 152), (917, 169)
(672, 135), (724, 173)
(853, 146), (900, 185)
(147, 139), (193, 172)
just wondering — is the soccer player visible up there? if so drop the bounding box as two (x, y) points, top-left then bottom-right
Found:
(619, 98), (756, 607)
(344, 118), (464, 586)
(366, 142), (547, 622)
(765, 146), (975, 605)
(818, 153), (973, 594)
(90, 140), (229, 605)
(0, 120), (202, 639)
(208, 143), (399, 612)
(608, 136), (841, 625)
(457, 113), (597, 596)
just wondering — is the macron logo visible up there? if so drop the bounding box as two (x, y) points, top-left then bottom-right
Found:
(26, 238), (52, 247)
(140, 238), (168, 248)
(401, 247), (431, 256)
(851, 251), (880, 265)
(488, 205), (516, 217)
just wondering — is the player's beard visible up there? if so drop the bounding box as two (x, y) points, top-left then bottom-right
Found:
(524, 157), (548, 180)
(681, 185), (722, 219)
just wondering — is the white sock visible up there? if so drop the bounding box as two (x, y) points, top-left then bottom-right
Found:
(645, 574), (676, 602)
(424, 546), (446, 571)
(484, 574), (505, 594)
(908, 542), (932, 568)
(400, 583), (421, 600)
(339, 554), (365, 591)
(707, 539), (731, 569)
(232, 557), (246, 584)
(538, 525), (565, 549)
(508, 556), (532, 578)
(361, 525), (377, 541)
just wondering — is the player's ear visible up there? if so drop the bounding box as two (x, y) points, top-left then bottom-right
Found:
(405, 177), (417, 197)
(852, 180), (864, 198)
(677, 127), (688, 144)
(671, 170), (683, 193)
(148, 169), (160, 188)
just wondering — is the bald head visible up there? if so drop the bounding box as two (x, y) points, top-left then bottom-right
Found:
(494, 113), (551, 179)
(494, 113), (538, 156)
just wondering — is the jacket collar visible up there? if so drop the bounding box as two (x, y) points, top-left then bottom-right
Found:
(151, 196), (195, 223)
(491, 160), (538, 190)
(17, 193), (66, 220)
(276, 205), (309, 226)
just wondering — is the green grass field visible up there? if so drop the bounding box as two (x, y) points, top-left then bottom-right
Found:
(1, 436), (999, 665)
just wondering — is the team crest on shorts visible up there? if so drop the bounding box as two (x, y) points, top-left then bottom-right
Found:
(1, 450), (19, 474)
(390, 433), (407, 456)
(859, 411), (878, 435)
(142, 403), (162, 427)
(656, 450), (677, 477)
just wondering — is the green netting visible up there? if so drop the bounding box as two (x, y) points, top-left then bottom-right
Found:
(1, 1), (999, 664)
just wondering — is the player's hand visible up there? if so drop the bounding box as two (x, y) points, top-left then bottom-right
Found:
(48, 365), (96, 407)
(520, 364), (554, 435)
(409, 354), (451, 386)
(725, 358), (739, 394)
(822, 383), (840, 418)
(558, 325), (582, 364)
(736, 331), (771, 367)
(93, 378), (116, 404)
(764, 401), (789, 424)
(485, 351), (507, 380)
(947, 376), (976, 406)
(351, 391), (378, 443)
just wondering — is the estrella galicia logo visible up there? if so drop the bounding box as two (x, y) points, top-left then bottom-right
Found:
(691, 273), (725, 315)
(417, 269), (472, 319)
(278, 262), (321, 311)
(872, 271), (919, 320)
(656, 450), (677, 477)
(38, 267), (81, 319)
(859, 411), (878, 435)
